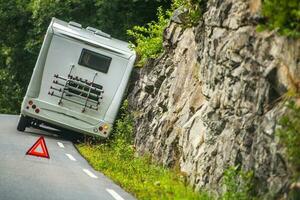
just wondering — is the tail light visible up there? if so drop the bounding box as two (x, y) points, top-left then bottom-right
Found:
(98, 124), (109, 133)
(103, 124), (109, 130)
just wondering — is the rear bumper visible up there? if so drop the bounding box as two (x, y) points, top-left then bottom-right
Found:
(21, 97), (111, 137)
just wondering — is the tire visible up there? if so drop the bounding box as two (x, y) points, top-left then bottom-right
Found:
(17, 115), (29, 132)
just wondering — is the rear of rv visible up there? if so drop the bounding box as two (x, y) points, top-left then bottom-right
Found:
(19, 18), (136, 137)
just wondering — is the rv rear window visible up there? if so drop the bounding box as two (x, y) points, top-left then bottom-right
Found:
(78, 49), (112, 73)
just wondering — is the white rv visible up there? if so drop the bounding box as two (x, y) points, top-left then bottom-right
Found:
(17, 18), (136, 137)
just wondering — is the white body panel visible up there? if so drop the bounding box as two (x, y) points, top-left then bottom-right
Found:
(20, 18), (136, 137)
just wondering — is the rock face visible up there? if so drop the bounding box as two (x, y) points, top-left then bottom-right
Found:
(128, 0), (300, 197)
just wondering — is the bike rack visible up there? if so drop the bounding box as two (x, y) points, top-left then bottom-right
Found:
(48, 64), (104, 112)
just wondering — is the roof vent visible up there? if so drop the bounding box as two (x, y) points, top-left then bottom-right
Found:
(86, 26), (98, 33)
(95, 30), (111, 39)
(68, 21), (82, 29)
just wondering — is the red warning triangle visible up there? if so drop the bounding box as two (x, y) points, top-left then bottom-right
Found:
(26, 136), (50, 159)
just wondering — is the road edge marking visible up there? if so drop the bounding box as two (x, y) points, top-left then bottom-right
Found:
(83, 168), (98, 179)
(106, 189), (125, 200)
(65, 153), (76, 161)
(57, 142), (64, 148)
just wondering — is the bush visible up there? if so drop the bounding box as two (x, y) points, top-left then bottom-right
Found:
(277, 99), (300, 178)
(260, 0), (300, 38)
(111, 100), (134, 142)
(127, 0), (205, 66)
(172, 0), (206, 27)
(127, 8), (171, 66)
(110, 100), (135, 160)
(221, 166), (255, 200)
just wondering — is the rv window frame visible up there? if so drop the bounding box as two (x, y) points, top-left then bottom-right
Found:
(78, 48), (112, 74)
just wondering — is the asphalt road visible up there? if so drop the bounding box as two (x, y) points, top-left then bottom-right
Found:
(0, 114), (135, 200)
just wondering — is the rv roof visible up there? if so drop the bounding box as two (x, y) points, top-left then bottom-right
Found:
(50, 18), (135, 57)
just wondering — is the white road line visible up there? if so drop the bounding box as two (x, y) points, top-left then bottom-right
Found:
(83, 169), (98, 179)
(65, 153), (76, 161)
(57, 142), (64, 148)
(106, 189), (125, 200)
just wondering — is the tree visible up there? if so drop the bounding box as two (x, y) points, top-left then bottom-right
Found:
(0, 0), (171, 113)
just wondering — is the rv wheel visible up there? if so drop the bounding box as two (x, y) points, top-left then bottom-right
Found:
(17, 115), (30, 132)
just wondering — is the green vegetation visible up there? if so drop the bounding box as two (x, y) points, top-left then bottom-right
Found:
(277, 98), (300, 178)
(127, 0), (205, 66)
(172, 0), (206, 27)
(0, 0), (206, 112)
(78, 145), (212, 200)
(3, 1), (292, 198)
(0, 69), (22, 114)
(259, 0), (300, 37)
(77, 100), (211, 199)
(78, 101), (260, 199)
(0, 0), (172, 114)
(127, 8), (171, 66)
(221, 166), (255, 200)
(276, 92), (300, 199)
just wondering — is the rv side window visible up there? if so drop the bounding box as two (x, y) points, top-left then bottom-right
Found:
(78, 49), (112, 73)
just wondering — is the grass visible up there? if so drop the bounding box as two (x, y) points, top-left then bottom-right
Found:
(76, 100), (211, 200)
(76, 100), (260, 199)
(77, 144), (211, 200)
(77, 142), (260, 200)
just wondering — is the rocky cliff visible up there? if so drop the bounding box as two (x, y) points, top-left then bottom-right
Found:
(128, 0), (300, 197)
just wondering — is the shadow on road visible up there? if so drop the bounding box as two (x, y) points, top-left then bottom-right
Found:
(24, 124), (84, 143)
